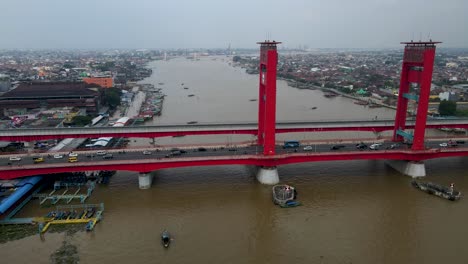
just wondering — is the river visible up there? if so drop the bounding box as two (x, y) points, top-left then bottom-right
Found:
(2, 56), (468, 264)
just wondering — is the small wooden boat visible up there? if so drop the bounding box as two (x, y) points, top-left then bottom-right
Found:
(187, 121), (198, 124)
(184, 87), (189, 89)
(188, 94), (195, 97)
(272, 185), (300, 207)
(354, 101), (369, 105)
(411, 181), (461, 201)
(249, 99), (257, 101)
(311, 107), (317, 110)
(161, 230), (171, 248)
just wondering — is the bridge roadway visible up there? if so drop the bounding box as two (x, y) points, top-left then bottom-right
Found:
(1, 139), (467, 180)
(0, 119), (468, 141)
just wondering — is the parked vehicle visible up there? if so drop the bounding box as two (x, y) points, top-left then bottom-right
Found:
(197, 147), (207, 151)
(53, 154), (63, 159)
(143, 150), (152, 155)
(439, 142), (448, 147)
(68, 157), (78, 163)
(68, 152), (78, 157)
(96, 150), (107, 156)
(9, 156), (21, 161)
(103, 154), (113, 159)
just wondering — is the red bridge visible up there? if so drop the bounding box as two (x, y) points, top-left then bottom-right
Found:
(0, 40), (461, 186)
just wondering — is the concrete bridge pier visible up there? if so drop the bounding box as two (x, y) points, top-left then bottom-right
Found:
(256, 166), (279, 185)
(386, 160), (426, 178)
(138, 173), (153, 189)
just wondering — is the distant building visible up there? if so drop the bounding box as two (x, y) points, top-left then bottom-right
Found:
(0, 82), (101, 116)
(83, 76), (113, 88)
(439, 91), (459, 102)
(0, 74), (11, 92)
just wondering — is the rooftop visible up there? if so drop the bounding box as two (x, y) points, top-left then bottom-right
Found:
(0, 82), (98, 99)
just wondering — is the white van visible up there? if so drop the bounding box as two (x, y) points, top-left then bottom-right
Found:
(96, 150), (107, 156)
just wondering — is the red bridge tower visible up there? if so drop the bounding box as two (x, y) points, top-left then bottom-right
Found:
(257, 41), (281, 155)
(393, 41), (441, 150)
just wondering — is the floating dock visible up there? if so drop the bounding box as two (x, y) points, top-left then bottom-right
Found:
(38, 203), (104, 233)
(34, 181), (95, 205)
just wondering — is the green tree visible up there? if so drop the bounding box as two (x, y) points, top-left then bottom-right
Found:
(439, 100), (457, 116)
(102, 88), (122, 109)
(72, 116), (93, 127)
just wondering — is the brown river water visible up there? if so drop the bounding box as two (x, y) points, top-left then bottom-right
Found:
(2, 57), (468, 264)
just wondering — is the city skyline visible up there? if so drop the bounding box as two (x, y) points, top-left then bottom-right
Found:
(1, 0), (467, 49)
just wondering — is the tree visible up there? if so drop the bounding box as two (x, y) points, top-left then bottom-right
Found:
(72, 115), (93, 127)
(101, 88), (122, 109)
(439, 100), (457, 116)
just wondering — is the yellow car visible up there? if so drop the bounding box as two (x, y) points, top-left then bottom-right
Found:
(68, 157), (78, 163)
(33, 157), (44, 163)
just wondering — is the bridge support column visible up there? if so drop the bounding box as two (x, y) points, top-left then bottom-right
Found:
(138, 173), (153, 189)
(385, 160), (426, 178)
(256, 166), (279, 185)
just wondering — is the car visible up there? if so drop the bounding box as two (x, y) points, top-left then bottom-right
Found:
(68, 152), (78, 157)
(370, 143), (383, 150)
(455, 140), (465, 144)
(34, 157), (44, 163)
(331, 145), (345, 150)
(96, 150), (107, 156)
(86, 153), (96, 158)
(303, 146), (313, 151)
(143, 150), (152, 155)
(103, 154), (113, 159)
(356, 143), (367, 150)
(389, 143), (400, 149)
(439, 142), (448, 147)
(170, 148), (187, 154)
(9, 156), (21, 161)
(170, 150), (182, 156)
(228, 148), (237, 151)
(53, 154), (63, 159)
(68, 157), (78, 163)
(197, 147), (207, 151)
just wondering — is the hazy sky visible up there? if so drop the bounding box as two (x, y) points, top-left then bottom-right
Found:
(1, 0), (467, 49)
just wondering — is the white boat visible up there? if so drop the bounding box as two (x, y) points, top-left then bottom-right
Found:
(272, 185), (300, 207)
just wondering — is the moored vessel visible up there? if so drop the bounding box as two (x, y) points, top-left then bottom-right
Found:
(411, 181), (461, 201)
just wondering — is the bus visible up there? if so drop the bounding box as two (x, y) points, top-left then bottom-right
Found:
(283, 140), (300, 149)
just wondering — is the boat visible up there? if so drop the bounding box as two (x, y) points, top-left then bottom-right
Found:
(280, 200), (301, 208)
(249, 99), (257, 102)
(161, 230), (171, 248)
(85, 207), (96, 218)
(311, 107), (317, 110)
(354, 101), (369, 105)
(411, 180), (461, 201)
(85, 220), (94, 231)
(324, 93), (338, 98)
(158, 82), (164, 85)
(187, 121), (198, 124)
(272, 185), (300, 207)
(188, 94), (195, 97)
(184, 87), (189, 89)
